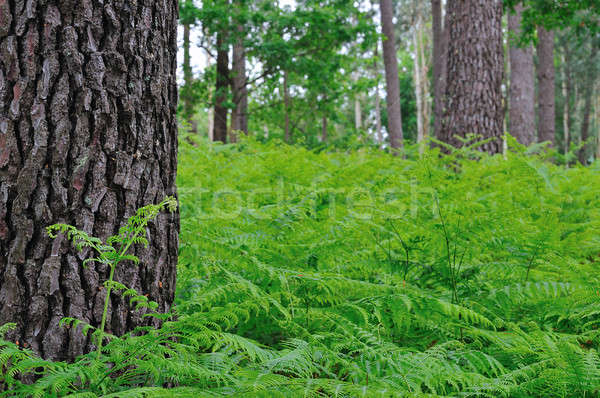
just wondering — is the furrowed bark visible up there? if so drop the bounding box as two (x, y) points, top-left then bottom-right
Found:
(0, 0), (179, 361)
(440, 0), (504, 154)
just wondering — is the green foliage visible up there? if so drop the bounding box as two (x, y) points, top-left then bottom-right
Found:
(3, 136), (600, 396)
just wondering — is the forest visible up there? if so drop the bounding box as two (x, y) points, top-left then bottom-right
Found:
(0, 0), (600, 397)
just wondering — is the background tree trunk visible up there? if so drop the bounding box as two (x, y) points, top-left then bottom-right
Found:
(182, 21), (198, 133)
(414, 15), (424, 149)
(508, 4), (536, 146)
(373, 45), (383, 145)
(0, 0), (179, 361)
(214, 32), (229, 143)
(440, 0), (504, 154)
(579, 44), (598, 165)
(431, 0), (447, 139)
(379, 0), (403, 150)
(232, 26), (248, 135)
(284, 71), (291, 143)
(536, 27), (556, 146)
(321, 115), (328, 142)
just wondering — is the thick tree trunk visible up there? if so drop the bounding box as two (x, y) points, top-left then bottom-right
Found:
(440, 0), (504, 154)
(431, 0), (447, 139)
(182, 19), (197, 133)
(536, 27), (556, 146)
(379, 0), (403, 150)
(283, 70), (291, 143)
(214, 32), (229, 143)
(508, 4), (535, 146)
(232, 26), (248, 135)
(579, 44), (598, 165)
(0, 0), (179, 361)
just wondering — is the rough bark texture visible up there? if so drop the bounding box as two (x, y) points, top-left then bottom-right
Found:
(579, 44), (598, 165)
(0, 0), (179, 361)
(213, 32), (229, 143)
(181, 21), (197, 133)
(232, 26), (248, 135)
(431, 0), (447, 139)
(508, 4), (535, 146)
(440, 0), (504, 154)
(379, 0), (403, 150)
(536, 27), (556, 146)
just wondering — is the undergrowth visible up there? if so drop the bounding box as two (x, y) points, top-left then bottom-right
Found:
(1, 135), (600, 397)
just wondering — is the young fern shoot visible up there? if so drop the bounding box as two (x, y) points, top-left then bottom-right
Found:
(46, 196), (177, 360)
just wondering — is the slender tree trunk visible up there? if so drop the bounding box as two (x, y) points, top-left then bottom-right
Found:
(561, 52), (570, 155)
(508, 4), (535, 146)
(232, 25), (248, 135)
(431, 0), (447, 139)
(440, 0), (504, 154)
(354, 94), (362, 132)
(284, 70), (291, 143)
(206, 54), (215, 140)
(596, 91), (600, 161)
(214, 32), (229, 143)
(373, 45), (383, 144)
(321, 115), (328, 142)
(536, 27), (556, 146)
(182, 21), (198, 133)
(0, 0), (179, 361)
(579, 44), (598, 165)
(414, 15), (424, 152)
(379, 0), (403, 150)
(418, 19), (430, 141)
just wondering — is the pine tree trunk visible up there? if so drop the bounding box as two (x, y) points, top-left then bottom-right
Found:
(508, 4), (535, 146)
(284, 70), (291, 143)
(414, 17), (424, 148)
(536, 27), (556, 146)
(431, 0), (447, 139)
(0, 0), (179, 361)
(214, 32), (229, 143)
(579, 44), (598, 165)
(182, 17), (197, 133)
(440, 0), (504, 154)
(561, 51), (570, 155)
(232, 25), (248, 135)
(379, 0), (403, 150)
(373, 45), (383, 144)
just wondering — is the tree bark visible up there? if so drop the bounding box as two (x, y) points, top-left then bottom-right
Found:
(182, 16), (197, 133)
(232, 26), (248, 135)
(321, 115), (328, 142)
(536, 27), (556, 146)
(379, 0), (403, 150)
(579, 44), (598, 165)
(0, 0), (179, 361)
(440, 0), (504, 154)
(214, 32), (229, 143)
(283, 70), (291, 143)
(373, 45), (383, 144)
(431, 0), (447, 139)
(508, 4), (536, 146)
(414, 18), (424, 150)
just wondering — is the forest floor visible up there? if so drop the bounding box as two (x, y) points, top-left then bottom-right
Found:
(3, 136), (600, 397)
